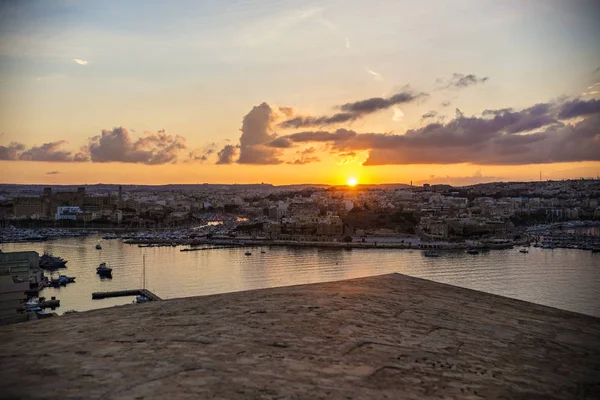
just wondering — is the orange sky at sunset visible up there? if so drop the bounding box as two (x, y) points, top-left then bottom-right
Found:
(1, 1), (599, 186)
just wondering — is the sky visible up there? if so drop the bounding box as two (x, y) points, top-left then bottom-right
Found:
(0, 0), (599, 186)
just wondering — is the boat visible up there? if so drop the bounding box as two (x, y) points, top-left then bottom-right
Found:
(423, 250), (440, 257)
(136, 295), (149, 303)
(466, 249), (480, 255)
(519, 248), (529, 254)
(96, 262), (112, 277)
(39, 251), (68, 270)
(23, 300), (42, 312)
(260, 251), (266, 254)
(245, 251), (252, 256)
(95, 243), (102, 250)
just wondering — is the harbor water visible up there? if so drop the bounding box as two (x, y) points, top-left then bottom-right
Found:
(2, 236), (599, 317)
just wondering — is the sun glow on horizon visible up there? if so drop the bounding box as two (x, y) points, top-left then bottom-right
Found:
(347, 177), (358, 187)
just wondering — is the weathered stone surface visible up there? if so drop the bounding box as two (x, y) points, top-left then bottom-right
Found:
(1, 273), (599, 399)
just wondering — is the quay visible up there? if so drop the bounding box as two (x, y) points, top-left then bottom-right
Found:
(1, 273), (599, 399)
(91, 289), (162, 301)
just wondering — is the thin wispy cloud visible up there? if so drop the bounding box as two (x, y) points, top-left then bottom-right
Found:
(73, 59), (89, 66)
(345, 38), (351, 49)
(367, 69), (383, 81)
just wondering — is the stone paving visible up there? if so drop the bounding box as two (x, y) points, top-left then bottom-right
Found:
(1, 273), (599, 399)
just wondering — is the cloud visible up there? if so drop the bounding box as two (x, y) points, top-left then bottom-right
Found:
(441, 101), (451, 107)
(421, 111), (437, 121)
(86, 127), (186, 164)
(416, 170), (504, 186)
(392, 107), (404, 122)
(287, 147), (320, 165)
(594, 66), (600, 74)
(436, 73), (488, 89)
(19, 141), (73, 162)
(587, 83), (600, 90)
(0, 142), (25, 160)
(279, 89), (426, 128)
(273, 97), (600, 166)
(189, 143), (218, 162)
(557, 98), (600, 119)
(367, 69), (383, 81)
(345, 38), (351, 48)
(73, 59), (89, 66)
(46, 171), (60, 175)
(236, 102), (284, 164)
(216, 144), (239, 164)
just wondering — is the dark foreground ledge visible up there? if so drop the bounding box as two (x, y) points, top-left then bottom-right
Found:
(1, 273), (599, 399)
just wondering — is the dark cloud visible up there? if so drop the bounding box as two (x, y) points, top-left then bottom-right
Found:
(0, 142), (25, 160)
(86, 127), (186, 165)
(266, 137), (293, 148)
(279, 89), (426, 128)
(437, 73), (489, 89)
(274, 97), (600, 166)
(557, 98), (600, 119)
(237, 102), (283, 164)
(278, 112), (358, 129)
(287, 147), (320, 165)
(216, 144), (239, 164)
(19, 141), (73, 162)
(339, 91), (426, 114)
(46, 171), (60, 175)
(421, 111), (437, 120)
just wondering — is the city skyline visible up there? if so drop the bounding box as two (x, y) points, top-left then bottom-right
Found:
(1, 0), (600, 185)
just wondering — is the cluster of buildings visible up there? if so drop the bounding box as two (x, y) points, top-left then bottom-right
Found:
(0, 179), (598, 242)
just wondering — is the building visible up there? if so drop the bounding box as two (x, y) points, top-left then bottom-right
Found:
(0, 251), (41, 316)
(56, 206), (83, 220)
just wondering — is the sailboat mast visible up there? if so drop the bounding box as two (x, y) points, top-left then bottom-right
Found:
(143, 255), (146, 290)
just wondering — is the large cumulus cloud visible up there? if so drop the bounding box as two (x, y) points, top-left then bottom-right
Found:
(84, 127), (186, 164)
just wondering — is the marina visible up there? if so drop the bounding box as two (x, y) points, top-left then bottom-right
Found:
(1, 234), (599, 317)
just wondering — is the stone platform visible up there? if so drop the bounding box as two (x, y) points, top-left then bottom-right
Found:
(1, 273), (599, 399)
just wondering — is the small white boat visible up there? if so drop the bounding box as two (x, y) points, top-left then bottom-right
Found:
(519, 248), (529, 253)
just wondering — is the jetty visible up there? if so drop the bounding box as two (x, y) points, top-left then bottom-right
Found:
(91, 289), (161, 301)
(1, 273), (599, 399)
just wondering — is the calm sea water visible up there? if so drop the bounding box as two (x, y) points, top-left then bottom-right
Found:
(2, 236), (599, 317)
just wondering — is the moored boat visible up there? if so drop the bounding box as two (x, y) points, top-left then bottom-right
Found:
(466, 249), (480, 255)
(39, 251), (68, 270)
(423, 250), (440, 257)
(96, 262), (112, 277)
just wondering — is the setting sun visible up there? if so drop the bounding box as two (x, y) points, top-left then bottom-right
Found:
(347, 177), (358, 187)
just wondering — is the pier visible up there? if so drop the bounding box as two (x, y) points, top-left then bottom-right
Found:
(91, 289), (161, 301)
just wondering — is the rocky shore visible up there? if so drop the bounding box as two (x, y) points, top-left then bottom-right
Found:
(1, 273), (599, 399)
